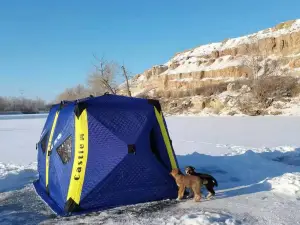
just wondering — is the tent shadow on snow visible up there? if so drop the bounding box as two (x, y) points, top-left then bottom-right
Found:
(176, 148), (300, 199)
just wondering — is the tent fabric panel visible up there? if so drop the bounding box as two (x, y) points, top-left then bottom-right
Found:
(48, 160), (65, 209)
(51, 103), (76, 146)
(154, 107), (178, 169)
(33, 180), (66, 216)
(45, 110), (60, 190)
(80, 111), (128, 201)
(86, 94), (148, 106)
(87, 105), (152, 145)
(149, 116), (174, 171)
(37, 105), (59, 190)
(48, 111), (75, 208)
(80, 132), (177, 210)
(80, 150), (177, 210)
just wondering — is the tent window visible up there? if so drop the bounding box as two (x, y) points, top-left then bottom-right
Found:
(57, 136), (72, 164)
(40, 132), (49, 154)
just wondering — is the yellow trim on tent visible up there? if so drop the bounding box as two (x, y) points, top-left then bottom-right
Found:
(45, 110), (60, 188)
(67, 109), (89, 204)
(154, 107), (177, 169)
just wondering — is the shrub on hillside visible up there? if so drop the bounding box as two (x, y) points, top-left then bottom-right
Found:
(194, 83), (228, 97)
(252, 76), (300, 107)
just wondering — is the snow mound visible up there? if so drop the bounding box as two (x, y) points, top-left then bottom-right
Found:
(167, 211), (239, 225)
(0, 162), (37, 179)
(267, 173), (300, 197)
(0, 162), (37, 193)
(223, 145), (300, 167)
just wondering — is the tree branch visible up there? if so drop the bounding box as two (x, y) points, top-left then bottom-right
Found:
(121, 65), (132, 97)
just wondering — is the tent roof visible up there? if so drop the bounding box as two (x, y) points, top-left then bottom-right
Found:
(50, 94), (162, 113)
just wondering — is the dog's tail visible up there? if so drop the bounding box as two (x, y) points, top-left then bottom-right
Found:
(212, 177), (218, 187)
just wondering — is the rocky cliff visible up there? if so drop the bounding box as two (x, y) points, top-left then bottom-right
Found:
(120, 19), (300, 116)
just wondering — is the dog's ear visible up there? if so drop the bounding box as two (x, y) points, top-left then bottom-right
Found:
(172, 168), (178, 174)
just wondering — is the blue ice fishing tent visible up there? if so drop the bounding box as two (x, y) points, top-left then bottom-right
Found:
(33, 94), (179, 216)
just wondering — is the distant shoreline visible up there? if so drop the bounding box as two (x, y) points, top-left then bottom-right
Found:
(0, 113), (48, 120)
(0, 111), (49, 115)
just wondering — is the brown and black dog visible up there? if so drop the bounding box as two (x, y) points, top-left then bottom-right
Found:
(185, 166), (218, 199)
(169, 168), (203, 202)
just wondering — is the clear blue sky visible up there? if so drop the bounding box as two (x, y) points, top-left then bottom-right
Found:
(0, 0), (299, 102)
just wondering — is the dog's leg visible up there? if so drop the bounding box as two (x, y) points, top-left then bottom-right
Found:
(179, 185), (185, 200)
(206, 182), (216, 199)
(192, 183), (202, 202)
(207, 192), (212, 199)
(177, 185), (185, 200)
(188, 187), (194, 199)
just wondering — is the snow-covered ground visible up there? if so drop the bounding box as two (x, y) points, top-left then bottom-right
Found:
(1, 115), (300, 224)
(0, 114), (46, 164)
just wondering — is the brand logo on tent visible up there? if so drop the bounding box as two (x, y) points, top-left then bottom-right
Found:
(50, 133), (62, 151)
(74, 133), (85, 181)
(53, 133), (62, 146)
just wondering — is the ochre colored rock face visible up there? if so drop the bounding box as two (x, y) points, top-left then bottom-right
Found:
(289, 58), (300, 68)
(118, 20), (300, 99)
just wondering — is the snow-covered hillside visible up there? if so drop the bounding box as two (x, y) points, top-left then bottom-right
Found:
(132, 19), (300, 80)
(162, 19), (300, 75)
(1, 115), (300, 224)
(121, 20), (300, 117)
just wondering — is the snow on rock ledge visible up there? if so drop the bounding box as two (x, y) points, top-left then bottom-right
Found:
(169, 19), (300, 63)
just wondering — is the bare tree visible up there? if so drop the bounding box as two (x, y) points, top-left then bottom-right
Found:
(88, 54), (133, 97)
(0, 97), (6, 111)
(34, 97), (47, 111)
(121, 64), (132, 97)
(88, 55), (119, 95)
(0, 96), (48, 113)
(244, 55), (282, 80)
(73, 84), (88, 98)
(55, 55), (134, 102)
(55, 84), (89, 102)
